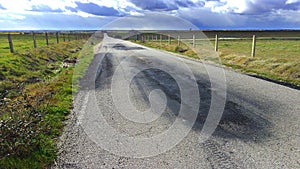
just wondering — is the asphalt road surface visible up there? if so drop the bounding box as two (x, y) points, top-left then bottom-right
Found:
(54, 35), (300, 168)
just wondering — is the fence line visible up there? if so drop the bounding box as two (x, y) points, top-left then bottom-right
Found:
(133, 33), (300, 57)
(1, 32), (91, 53)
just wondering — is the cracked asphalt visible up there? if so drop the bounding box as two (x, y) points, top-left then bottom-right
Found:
(53, 34), (300, 169)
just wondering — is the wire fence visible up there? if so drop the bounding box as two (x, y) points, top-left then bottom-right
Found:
(0, 32), (91, 55)
(127, 31), (300, 58)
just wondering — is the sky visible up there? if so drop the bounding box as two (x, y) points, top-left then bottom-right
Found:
(0, 0), (300, 30)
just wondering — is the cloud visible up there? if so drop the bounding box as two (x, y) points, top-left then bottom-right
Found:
(203, 0), (300, 15)
(102, 12), (198, 30)
(0, 12), (115, 30)
(177, 6), (300, 29)
(129, 0), (176, 11)
(30, 5), (63, 13)
(128, 0), (202, 11)
(0, 4), (6, 9)
(74, 2), (120, 16)
(286, 0), (300, 3)
(0, 0), (300, 30)
(65, 6), (78, 13)
(175, 0), (199, 7)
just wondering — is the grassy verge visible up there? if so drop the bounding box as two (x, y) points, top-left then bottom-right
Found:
(218, 39), (300, 86)
(133, 40), (198, 59)
(0, 39), (96, 168)
(131, 39), (300, 87)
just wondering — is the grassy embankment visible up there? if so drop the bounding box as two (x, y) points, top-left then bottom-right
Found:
(0, 33), (97, 168)
(132, 37), (300, 87)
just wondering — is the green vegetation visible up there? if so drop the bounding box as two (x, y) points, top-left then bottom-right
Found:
(132, 37), (300, 86)
(0, 37), (96, 168)
(218, 39), (300, 86)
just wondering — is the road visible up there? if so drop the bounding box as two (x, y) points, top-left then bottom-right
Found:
(54, 35), (300, 168)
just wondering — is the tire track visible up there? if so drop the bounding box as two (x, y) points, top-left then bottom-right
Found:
(202, 139), (241, 169)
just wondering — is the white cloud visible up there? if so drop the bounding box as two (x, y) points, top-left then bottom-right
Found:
(0, 0), (31, 12)
(286, 0), (300, 4)
(203, 0), (249, 14)
(102, 12), (198, 30)
(274, 9), (300, 22)
(0, 11), (26, 20)
(129, 11), (144, 16)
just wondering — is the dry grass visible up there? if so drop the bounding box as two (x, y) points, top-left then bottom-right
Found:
(217, 39), (300, 86)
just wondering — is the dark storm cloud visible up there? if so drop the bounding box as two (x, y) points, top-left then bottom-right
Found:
(129, 0), (203, 11)
(129, 0), (177, 11)
(75, 2), (120, 16)
(177, 7), (300, 30)
(285, 2), (300, 10)
(243, 0), (286, 14)
(65, 6), (78, 13)
(230, 0), (300, 15)
(175, 0), (199, 7)
(30, 5), (63, 13)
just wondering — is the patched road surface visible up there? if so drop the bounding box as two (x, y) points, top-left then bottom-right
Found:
(53, 35), (300, 169)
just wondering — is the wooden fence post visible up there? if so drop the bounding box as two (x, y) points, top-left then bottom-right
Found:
(177, 35), (180, 46)
(193, 34), (195, 48)
(56, 32), (59, 44)
(32, 33), (37, 48)
(168, 34), (171, 45)
(251, 35), (256, 57)
(45, 32), (49, 46)
(160, 34), (162, 45)
(7, 33), (14, 53)
(215, 34), (219, 52)
(141, 36), (144, 43)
